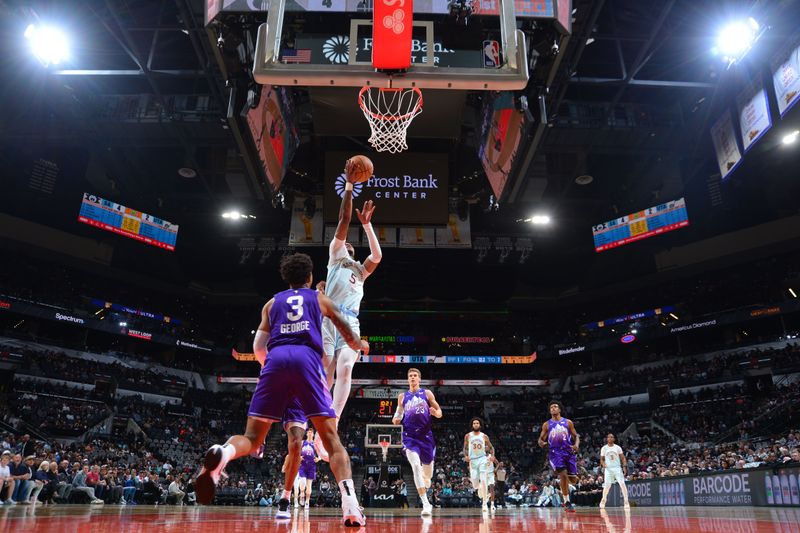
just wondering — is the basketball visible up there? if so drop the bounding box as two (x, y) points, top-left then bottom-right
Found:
(347, 155), (374, 183)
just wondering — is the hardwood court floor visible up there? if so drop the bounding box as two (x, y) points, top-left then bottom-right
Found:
(0, 504), (798, 532)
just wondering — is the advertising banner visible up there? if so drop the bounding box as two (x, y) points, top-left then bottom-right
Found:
(771, 36), (800, 116)
(606, 467), (800, 507)
(710, 110), (742, 180)
(288, 196), (324, 246)
(737, 81), (772, 153)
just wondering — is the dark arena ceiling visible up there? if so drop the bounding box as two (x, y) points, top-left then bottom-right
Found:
(1, 0), (799, 307)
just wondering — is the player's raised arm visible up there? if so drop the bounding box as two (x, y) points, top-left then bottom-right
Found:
(253, 299), (274, 368)
(424, 390), (443, 418)
(333, 158), (356, 242)
(318, 292), (368, 354)
(356, 200), (382, 277)
(567, 419), (580, 452)
(537, 421), (549, 448)
(392, 393), (405, 425)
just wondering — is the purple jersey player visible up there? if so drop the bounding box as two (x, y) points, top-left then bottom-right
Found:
(196, 253), (368, 527)
(538, 400), (580, 513)
(297, 428), (319, 509)
(392, 368), (442, 516)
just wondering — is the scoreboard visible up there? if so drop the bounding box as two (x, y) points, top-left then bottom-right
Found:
(78, 193), (179, 251)
(377, 399), (396, 419)
(592, 198), (689, 253)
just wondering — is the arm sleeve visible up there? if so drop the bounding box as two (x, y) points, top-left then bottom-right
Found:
(253, 330), (268, 366)
(329, 237), (349, 265)
(362, 223), (382, 264)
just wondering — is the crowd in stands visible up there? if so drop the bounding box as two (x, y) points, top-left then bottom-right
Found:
(1, 333), (799, 508)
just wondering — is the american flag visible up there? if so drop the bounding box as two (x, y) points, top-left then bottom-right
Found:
(281, 49), (312, 63)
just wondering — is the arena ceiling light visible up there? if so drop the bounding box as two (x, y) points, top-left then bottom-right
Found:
(714, 18), (764, 67)
(518, 214), (551, 225)
(221, 211), (256, 220)
(24, 24), (70, 66)
(782, 130), (799, 145)
(790, 287), (798, 298)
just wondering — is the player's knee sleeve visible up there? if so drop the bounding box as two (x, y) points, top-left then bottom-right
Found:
(406, 450), (425, 489)
(422, 462), (433, 484)
(337, 348), (357, 375)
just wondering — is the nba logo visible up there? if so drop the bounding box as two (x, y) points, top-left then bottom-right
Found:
(483, 40), (500, 68)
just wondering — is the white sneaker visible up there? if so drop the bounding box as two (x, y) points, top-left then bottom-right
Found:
(481, 503), (488, 513)
(490, 503), (496, 512)
(421, 502), (433, 516)
(304, 503), (310, 510)
(5, 500), (16, 506)
(196, 444), (227, 505)
(92, 499), (105, 504)
(624, 502), (630, 509)
(342, 502), (366, 527)
(599, 501), (605, 509)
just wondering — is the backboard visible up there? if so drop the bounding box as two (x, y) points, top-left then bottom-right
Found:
(252, 0), (531, 90)
(365, 424), (404, 449)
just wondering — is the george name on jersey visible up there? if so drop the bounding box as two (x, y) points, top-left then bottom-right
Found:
(281, 321), (310, 334)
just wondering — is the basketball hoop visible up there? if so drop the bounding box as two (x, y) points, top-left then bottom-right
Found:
(358, 86), (423, 153)
(379, 440), (391, 462)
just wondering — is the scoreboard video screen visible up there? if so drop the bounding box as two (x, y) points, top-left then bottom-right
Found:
(377, 399), (396, 419)
(592, 198), (689, 252)
(78, 193), (179, 251)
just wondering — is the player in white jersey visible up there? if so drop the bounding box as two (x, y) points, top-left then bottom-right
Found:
(315, 158), (382, 460)
(599, 433), (630, 509)
(486, 453), (499, 512)
(463, 418), (495, 513)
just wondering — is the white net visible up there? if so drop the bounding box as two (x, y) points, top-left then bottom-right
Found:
(358, 86), (423, 153)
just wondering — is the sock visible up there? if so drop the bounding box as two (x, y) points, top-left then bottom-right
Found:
(420, 493), (429, 505)
(338, 479), (355, 498)
(220, 443), (236, 463)
(282, 490), (291, 501)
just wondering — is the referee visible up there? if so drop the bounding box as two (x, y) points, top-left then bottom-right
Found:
(495, 462), (507, 508)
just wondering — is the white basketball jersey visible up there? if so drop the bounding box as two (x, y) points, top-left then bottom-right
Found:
(468, 432), (487, 460)
(601, 444), (624, 468)
(327, 239), (365, 313)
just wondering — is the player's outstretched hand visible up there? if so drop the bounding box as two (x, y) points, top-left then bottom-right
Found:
(360, 340), (370, 355)
(571, 444), (579, 453)
(316, 280), (326, 294)
(344, 158), (357, 182)
(356, 200), (375, 225)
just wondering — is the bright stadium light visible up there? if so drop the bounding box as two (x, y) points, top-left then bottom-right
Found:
(715, 18), (762, 66)
(24, 24), (70, 66)
(782, 130), (799, 145)
(222, 210), (256, 220)
(529, 214), (551, 225)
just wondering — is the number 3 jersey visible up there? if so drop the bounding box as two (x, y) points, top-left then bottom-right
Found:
(267, 287), (324, 355)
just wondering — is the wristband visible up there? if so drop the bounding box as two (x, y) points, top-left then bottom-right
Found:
(345, 182), (354, 191)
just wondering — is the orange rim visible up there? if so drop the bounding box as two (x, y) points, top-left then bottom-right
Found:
(358, 86), (423, 122)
